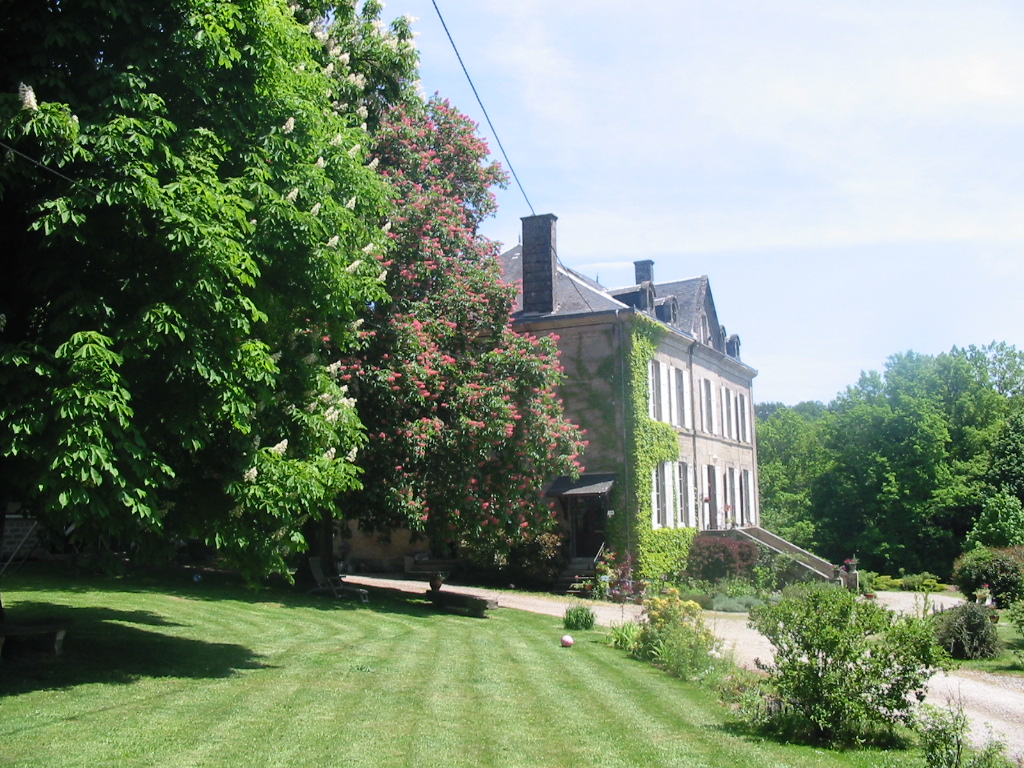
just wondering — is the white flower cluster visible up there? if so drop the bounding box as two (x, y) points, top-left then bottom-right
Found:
(19, 83), (37, 111)
(310, 202), (321, 216)
(323, 447), (336, 461)
(327, 235), (340, 248)
(282, 116), (295, 134)
(270, 439), (289, 456)
(286, 187), (299, 202)
(345, 196), (356, 210)
(316, 156), (325, 168)
(243, 466), (259, 483)
(346, 259), (363, 273)
(347, 143), (361, 157)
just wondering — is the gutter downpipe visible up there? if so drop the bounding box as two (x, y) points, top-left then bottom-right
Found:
(688, 342), (700, 529)
(615, 309), (632, 554)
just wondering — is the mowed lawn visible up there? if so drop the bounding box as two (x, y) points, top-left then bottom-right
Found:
(2, 570), (899, 768)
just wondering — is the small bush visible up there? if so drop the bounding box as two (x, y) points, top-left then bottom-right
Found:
(901, 571), (943, 593)
(872, 574), (903, 591)
(637, 589), (720, 679)
(1007, 601), (1024, 667)
(563, 603), (596, 631)
(951, 546), (1024, 607)
(674, 590), (713, 610)
(749, 582), (951, 746)
(686, 535), (759, 583)
(916, 703), (1015, 768)
(653, 620), (721, 680)
(934, 603), (1001, 660)
(712, 594), (764, 613)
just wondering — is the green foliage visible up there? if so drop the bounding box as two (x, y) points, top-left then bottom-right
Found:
(607, 620), (643, 654)
(756, 403), (828, 550)
(749, 582), (951, 746)
(635, 526), (696, 582)
(563, 603), (597, 631)
(951, 546), (1024, 607)
(761, 345), (1024, 578)
(0, 0), (406, 579)
(933, 603), (1001, 660)
(712, 594), (764, 612)
(916, 703), (1015, 768)
(1007, 600), (1024, 666)
(968, 488), (1024, 549)
(899, 571), (944, 593)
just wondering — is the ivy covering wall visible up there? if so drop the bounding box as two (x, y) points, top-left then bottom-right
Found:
(636, 527), (697, 581)
(622, 316), (689, 580)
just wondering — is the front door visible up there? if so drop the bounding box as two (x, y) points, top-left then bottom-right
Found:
(569, 495), (607, 559)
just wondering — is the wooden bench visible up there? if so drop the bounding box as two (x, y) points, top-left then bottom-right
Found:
(426, 590), (498, 618)
(0, 618), (73, 659)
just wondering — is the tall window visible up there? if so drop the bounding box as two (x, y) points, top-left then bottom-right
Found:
(649, 360), (663, 421)
(727, 467), (737, 525)
(701, 379), (715, 434)
(741, 469), (753, 525)
(738, 394), (749, 443)
(652, 462), (675, 528)
(675, 369), (691, 429)
(678, 462), (692, 527)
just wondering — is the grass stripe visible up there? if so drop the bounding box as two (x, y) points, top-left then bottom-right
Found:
(1, 571), (900, 768)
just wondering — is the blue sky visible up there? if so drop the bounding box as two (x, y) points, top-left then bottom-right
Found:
(378, 1), (1024, 405)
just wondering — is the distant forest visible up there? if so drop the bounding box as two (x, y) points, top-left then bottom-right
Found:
(756, 342), (1024, 577)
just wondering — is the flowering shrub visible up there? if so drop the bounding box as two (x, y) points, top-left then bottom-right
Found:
(686, 535), (759, 583)
(595, 551), (645, 603)
(636, 589), (720, 679)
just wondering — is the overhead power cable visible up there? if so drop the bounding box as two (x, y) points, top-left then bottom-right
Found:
(430, 0), (535, 216)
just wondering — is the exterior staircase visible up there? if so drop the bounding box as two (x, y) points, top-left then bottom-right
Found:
(553, 556), (598, 595)
(704, 526), (836, 581)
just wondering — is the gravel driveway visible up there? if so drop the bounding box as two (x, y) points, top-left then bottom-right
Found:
(349, 576), (1024, 760)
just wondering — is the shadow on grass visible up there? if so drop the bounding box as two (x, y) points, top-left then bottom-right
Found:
(1, 601), (271, 695)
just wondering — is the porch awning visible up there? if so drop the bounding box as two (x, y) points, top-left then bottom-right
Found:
(545, 473), (617, 497)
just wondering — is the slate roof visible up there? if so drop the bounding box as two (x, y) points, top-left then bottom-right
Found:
(497, 244), (629, 317)
(497, 245), (741, 359)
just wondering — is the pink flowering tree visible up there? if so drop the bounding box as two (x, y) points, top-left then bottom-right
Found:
(340, 98), (585, 563)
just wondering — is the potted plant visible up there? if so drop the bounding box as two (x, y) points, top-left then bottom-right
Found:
(975, 584), (992, 605)
(429, 572), (447, 592)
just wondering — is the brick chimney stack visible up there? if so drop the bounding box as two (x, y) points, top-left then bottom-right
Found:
(521, 213), (558, 314)
(635, 259), (654, 284)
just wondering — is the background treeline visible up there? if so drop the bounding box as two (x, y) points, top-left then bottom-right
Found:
(757, 342), (1024, 577)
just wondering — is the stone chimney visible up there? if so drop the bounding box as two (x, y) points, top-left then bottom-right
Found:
(521, 213), (558, 314)
(634, 259), (654, 284)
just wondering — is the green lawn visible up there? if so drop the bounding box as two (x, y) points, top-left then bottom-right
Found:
(2, 568), (911, 768)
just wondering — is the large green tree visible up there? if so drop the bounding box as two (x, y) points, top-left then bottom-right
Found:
(755, 401), (827, 550)
(759, 345), (1024, 576)
(0, 0), (404, 585)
